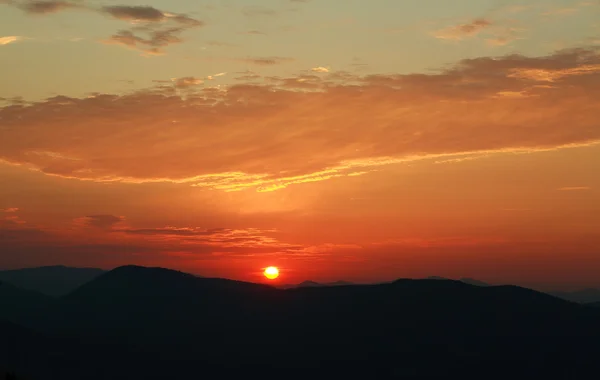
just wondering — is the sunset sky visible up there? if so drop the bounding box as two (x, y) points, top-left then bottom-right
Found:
(1, 0), (599, 290)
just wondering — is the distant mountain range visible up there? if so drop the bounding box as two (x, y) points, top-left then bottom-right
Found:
(0, 280), (52, 323)
(279, 280), (355, 289)
(2, 265), (598, 303)
(282, 277), (491, 289)
(2, 265), (600, 378)
(0, 266), (105, 296)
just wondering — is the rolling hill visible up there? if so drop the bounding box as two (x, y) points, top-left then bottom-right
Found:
(0, 266), (105, 296)
(4, 265), (600, 378)
(0, 281), (53, 323)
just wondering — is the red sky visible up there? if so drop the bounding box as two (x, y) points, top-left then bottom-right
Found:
(1, 0), (599, 291)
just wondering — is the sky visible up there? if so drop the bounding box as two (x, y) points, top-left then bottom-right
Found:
(1, 0), (599, 290)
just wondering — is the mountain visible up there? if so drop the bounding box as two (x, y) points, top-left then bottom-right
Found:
(297, 280), (322, 287)
(550, 288), (600, 304)
(279, 280), (355, 289)
(459, 278), (490, 287)
(8, 265), (600, 378)
(0, 319), (56, 380)
(0, 281), (53, 323)
(426, 276), (491, 287)
(0, 266), (105, 296)
(426, 276), (448, 280)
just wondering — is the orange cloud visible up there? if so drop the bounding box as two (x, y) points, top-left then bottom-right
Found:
(17, 0), (79, 14)
(73, 215), (125, 229)
(101, 6), (204, 55)
(1, 47), (600, 191)
(240, 56), (295, 65)
(311, 66), (330, 73)
(433, 18), (492, 40)
(3, 1), (204, 55)
(0, 36), (23, 45)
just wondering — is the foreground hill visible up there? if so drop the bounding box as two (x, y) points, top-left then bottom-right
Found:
(0, 266), (105, 296)
(8, 265), (600, 378)
(0, 281), (53, 323)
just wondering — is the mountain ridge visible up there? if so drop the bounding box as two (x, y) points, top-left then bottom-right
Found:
(2, 265), (600, 379)
(0, 266), (105, 296)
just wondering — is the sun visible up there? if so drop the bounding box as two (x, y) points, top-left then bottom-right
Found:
(263, 266), (279, 280)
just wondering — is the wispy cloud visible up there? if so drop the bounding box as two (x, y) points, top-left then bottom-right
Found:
(17, 0), (79, 14)
(0, 36), (23, 45)
(1, 47), (600, 191)
(433, 18), (492, 40)
(4, 1), (203, 55)
(101, 7), (204, 55)
(311, 66), (330, 73)
(73, 215), (125, 229)
(240, 56), (295, 65)
(433, 17), (525, 46)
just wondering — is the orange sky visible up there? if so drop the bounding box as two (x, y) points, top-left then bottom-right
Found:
(1, 0), (599, 291)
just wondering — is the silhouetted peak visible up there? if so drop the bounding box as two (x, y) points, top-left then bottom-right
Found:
(327, 280), (354, 286)
(298, 280), (322, 287)
(459, 278), (490, 287)
(68, 265), (273, 299)
(108, 265), (197, 279)
(392, 278), (475, 289)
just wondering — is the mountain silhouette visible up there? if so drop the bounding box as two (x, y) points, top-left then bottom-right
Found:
(0, 266), (105, 296)
(296, 280), (322, 287)
(0, 281), (52, 323)
(279, 280), (355, 289)
(459, 277), (490, 287)
(3, 265), (600, 378)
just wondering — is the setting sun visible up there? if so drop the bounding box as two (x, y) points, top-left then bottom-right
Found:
(264, 266), (279, 280)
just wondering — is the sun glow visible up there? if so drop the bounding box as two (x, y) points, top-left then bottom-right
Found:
(264, 266), (279, 280)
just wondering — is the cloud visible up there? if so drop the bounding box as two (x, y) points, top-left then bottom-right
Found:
(311, 66), (330, 73)
(0, 219), (332, 269)
(100, 6), (204, 55)
(113, 226), (300, 251)
(0, 36), (23, 45)
(17, 0), (79, 14)
(486, 26), (524, 46)
(433, 18), (492, 40)
(0, 208), (25, 225)
(172, 76), (204, 89)
(101, 5), (202, 26)
(240, 56), (295, 65)
(102, 26), (197, 55)
(74, 215), (124, 229)
(541, 2), (594, 18)
(1, 47), (600, 191)
(102, 5), (166, 22)
(2, 1), (204, 55)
